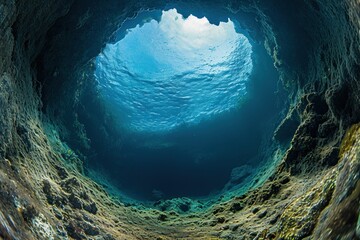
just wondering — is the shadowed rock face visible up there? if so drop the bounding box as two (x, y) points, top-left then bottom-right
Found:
(0, 0), (359, 239)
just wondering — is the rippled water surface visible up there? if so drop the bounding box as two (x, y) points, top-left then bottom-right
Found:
(95, 9), (253, 132)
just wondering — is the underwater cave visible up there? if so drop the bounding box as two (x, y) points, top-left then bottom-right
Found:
(0, 0), (359, 239)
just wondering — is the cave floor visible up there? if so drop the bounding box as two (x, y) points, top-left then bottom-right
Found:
(1, 121), (358, 239)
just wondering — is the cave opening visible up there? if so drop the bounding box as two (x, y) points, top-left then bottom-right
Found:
(96, 8), (253, 133)
(80, 7), (284, 202)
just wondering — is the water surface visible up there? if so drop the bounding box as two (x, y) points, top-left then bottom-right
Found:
(95, 9), (253, 132)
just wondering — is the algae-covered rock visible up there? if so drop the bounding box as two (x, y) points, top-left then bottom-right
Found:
(0, 0), (359, 239)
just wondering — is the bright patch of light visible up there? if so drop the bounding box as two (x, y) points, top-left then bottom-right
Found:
(95, 9), (253, 132)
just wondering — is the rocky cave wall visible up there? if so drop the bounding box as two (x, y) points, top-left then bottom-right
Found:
(0, 0), (359, 239)
(0, 0), (71, 159)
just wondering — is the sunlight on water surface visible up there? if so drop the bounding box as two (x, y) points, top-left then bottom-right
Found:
(95, 9), (253, 132)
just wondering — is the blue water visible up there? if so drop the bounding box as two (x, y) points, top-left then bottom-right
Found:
(89, 8), (280, 201)
(95, 9), (253, 132)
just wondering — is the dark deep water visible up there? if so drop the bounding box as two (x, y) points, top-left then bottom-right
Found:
(85, 8), (282, 201)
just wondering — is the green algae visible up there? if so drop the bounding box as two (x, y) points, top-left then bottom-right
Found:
(340, 123), (360, 159)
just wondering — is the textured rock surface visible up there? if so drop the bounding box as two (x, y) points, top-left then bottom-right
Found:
(0, 0), (359, 239)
